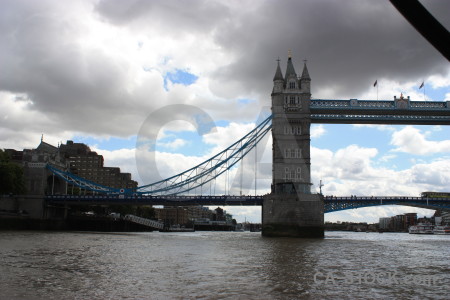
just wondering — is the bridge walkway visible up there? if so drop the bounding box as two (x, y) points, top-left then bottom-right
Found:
(124, 214), (164, 230)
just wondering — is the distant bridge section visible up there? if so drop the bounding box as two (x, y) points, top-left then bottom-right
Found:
(324, 196), (450, 213)
(310, 99), (450, 125)
(46, 194), (450, 212)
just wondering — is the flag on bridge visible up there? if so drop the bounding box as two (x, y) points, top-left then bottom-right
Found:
(373, 80), (377, 87)
(419, 81), (424, 89)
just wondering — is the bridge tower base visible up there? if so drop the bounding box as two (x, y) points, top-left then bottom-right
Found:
(262, 194), (324, 238)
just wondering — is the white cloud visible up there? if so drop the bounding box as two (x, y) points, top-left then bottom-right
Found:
(202, 122), (257, 153)
(378, 154), (397, 163)
(312, 143), (450, 197)
(352, 124), (395, 131)
(311, 124), (326, 138)
(157, 138), (189, 150)
(445, 93), (450, 101)
(391, 126), (450, 155)
(428, 71), (450, 89)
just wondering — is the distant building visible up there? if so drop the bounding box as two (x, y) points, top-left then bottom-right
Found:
(185, 206), (213, 221)
(434, 210), (450, 225)
(155, 206), (189, 226)
(379, 217), (391, 230)
(155, 206), (235, 227)
(21, 141), (68, 195)
(379, 213), (418, 232)
(5, 138), (137, 195)
(59, 140), (138, 191)
(404, 213), (417, 229)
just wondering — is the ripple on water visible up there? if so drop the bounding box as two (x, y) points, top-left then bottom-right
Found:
(0, 231), (449, 299)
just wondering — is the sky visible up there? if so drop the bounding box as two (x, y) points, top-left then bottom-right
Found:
(1, 0), (449, 223)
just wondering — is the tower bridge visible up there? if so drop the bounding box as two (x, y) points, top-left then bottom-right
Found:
(46, 194), (450, 213)
(46, 54), (450, 238)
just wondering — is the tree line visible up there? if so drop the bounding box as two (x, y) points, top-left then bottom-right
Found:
(0, 149), (26, 194)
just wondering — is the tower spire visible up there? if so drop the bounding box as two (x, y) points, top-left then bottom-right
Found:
(301, 61), (310, 80)
(285, 53), (297, 79)
(273, 58), (284, 81)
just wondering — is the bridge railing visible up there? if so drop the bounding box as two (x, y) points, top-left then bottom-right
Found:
(311, 99), (450, 110)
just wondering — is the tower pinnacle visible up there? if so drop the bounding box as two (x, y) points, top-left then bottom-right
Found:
(301, 62), (310, 80)
(273, 58), (284, 81)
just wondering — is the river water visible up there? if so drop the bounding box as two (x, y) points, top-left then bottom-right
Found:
(0, 231), (448, 299)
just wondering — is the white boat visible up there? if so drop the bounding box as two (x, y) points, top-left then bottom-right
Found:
(408, 223), (434, 234)
(433, 225), (450, 235)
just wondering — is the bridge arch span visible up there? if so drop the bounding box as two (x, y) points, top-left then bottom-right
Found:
(324, 196), (450, 213)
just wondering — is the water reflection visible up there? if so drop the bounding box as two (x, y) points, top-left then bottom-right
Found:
(0, 231), (448, 299)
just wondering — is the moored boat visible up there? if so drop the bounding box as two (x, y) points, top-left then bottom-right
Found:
(408, 223), (434, 234)
(433, 225), (450, 235)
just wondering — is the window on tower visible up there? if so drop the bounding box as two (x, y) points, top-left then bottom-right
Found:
(283, 148), (302, 158)
(283, 126), (302, 135)
(289, 81), (296, 89)
(283, 167), (301, 182)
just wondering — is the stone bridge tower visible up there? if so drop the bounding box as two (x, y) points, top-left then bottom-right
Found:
(262, 54), (324, 237)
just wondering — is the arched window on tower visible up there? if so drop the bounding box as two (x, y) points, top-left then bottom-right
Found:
(289, 81), (296, 89)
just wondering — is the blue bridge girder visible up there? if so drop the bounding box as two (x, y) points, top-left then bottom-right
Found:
(324, 196), (450, 213)
(45, 194), (264, 206)
(45, 194), (450, 212)
(310, 99), (450, 125)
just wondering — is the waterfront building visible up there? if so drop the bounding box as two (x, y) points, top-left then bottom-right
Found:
(59, 140), (138, 191)
(155, 206), (235, 227)
(442, 211), (450, 224)
(21, 140), (68, 195)
(388, 213), (418, 232)
(434, 210), (450, 225)
(5, 139), (137, 195)
(404, 213), (418, 229)
(155, 206), (189, 226)
(378, 217), (391, 230)
(378, 213), (418, 231)
(185, 206), (213, 221)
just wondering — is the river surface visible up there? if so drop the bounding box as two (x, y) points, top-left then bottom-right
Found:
(0, 231), (449, 299)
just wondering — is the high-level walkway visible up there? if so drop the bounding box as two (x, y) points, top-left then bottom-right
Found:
(310, 98), (450, 124)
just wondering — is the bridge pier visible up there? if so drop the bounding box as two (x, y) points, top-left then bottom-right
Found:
(262, 194), (324, 237)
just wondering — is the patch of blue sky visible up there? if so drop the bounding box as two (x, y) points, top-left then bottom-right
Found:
(237, 98), (256, 105)
(156, 130), (213, 156)
(163, 69), (198, 91)
(71, 135), (137, 151)
(214, 120), (230, 127)
(415, 84), (449, 101)
(311, 124), (393, 152)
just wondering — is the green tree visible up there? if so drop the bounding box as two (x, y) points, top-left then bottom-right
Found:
(0, 149), (26, 194)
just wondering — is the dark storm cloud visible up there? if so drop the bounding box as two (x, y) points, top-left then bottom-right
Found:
(208, 0), (449, 99)
(1, 0), (449, 143)
(95, 0), (449, 99)
(0, 0), (156, 136)
(95, 0), (230, 34)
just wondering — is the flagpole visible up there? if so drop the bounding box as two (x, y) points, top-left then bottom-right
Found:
(420, 81), (425, 100)
(374, 80), (378, 100)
